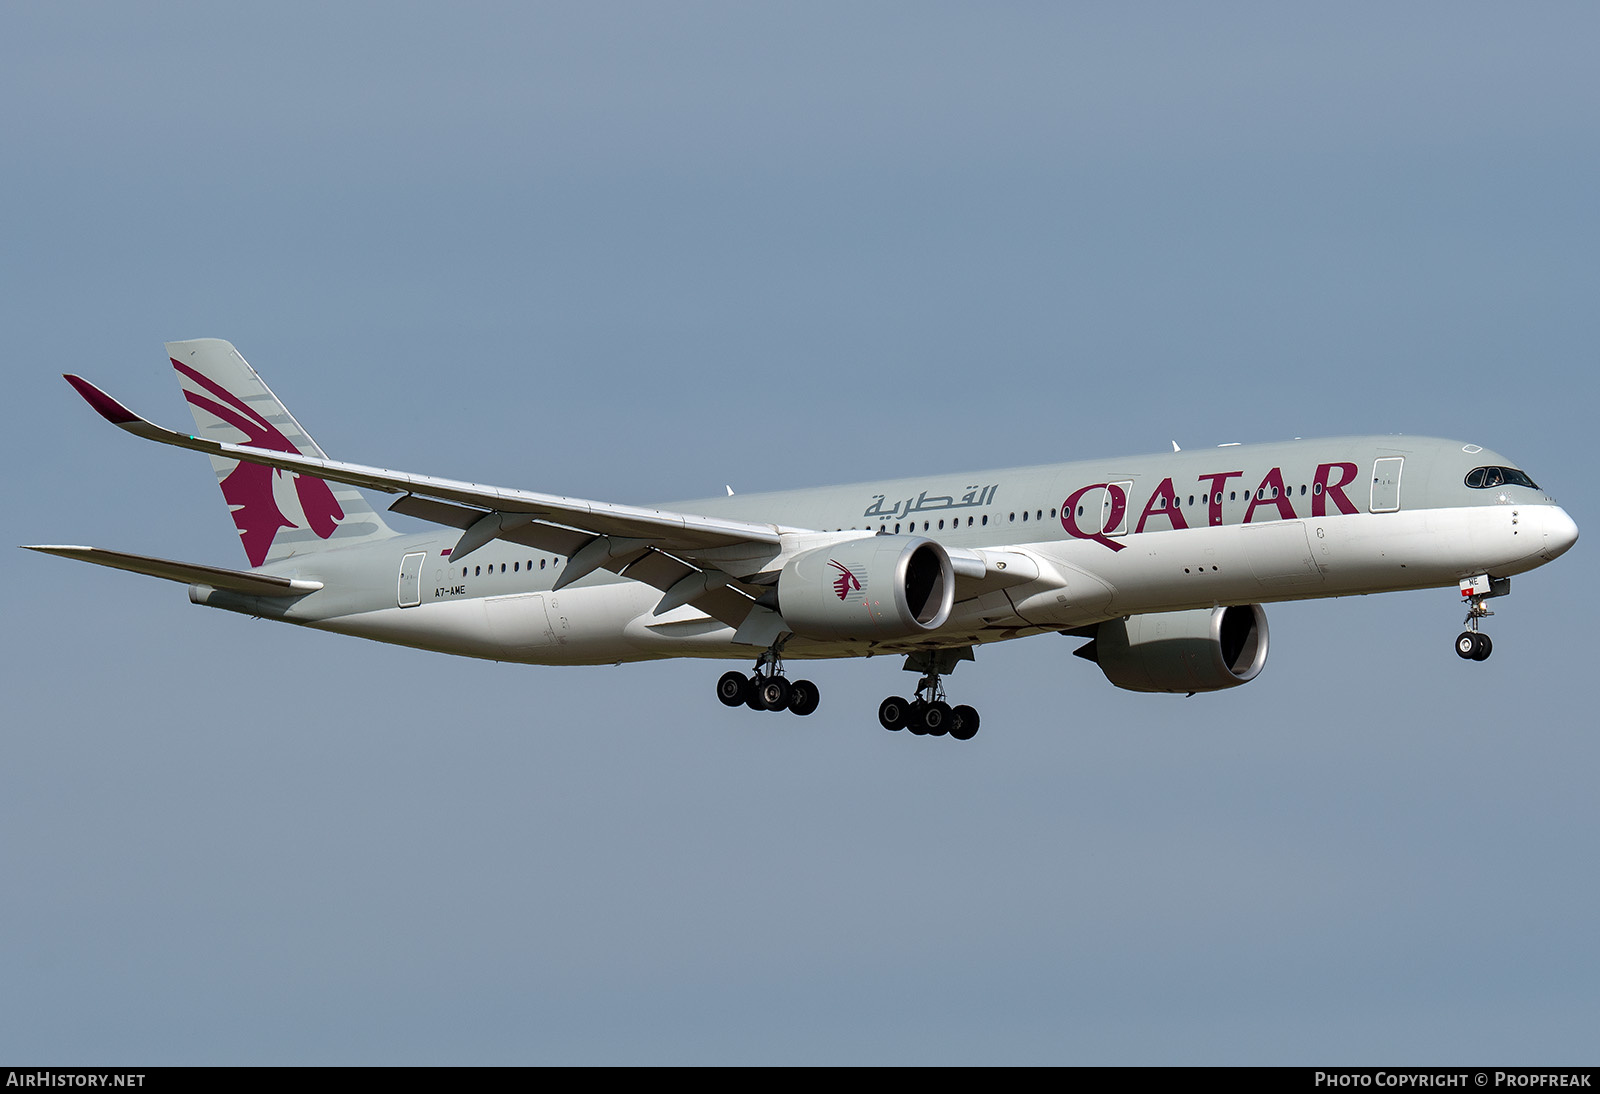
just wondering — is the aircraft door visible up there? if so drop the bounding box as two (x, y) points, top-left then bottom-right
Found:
(1070, 481), (1133, 537)
(1106, 480), (1133, 537)
(397, 551), (426, 608)
(1370, 457), (1403, 513)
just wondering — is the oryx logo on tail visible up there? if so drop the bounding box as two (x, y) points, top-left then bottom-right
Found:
(828, 559), (862, 600)
(173, 359), (344, 566)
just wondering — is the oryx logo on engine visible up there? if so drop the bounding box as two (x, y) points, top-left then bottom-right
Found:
(828, 559), (862, 600)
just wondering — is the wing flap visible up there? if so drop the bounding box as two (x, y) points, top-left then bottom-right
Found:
(387, 496), (757, 628)
(389, 495), (592, 558)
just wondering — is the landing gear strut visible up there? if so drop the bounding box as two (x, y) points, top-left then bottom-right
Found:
(715, 642), (819, 717)
(1455, 575), (1509, 662)
(716, 643), (982, 739)
(877, 648), (980, 741)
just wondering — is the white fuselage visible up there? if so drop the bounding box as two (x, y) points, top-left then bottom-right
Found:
(214, 435), (1576, 667)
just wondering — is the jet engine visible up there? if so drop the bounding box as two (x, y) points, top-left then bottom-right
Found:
(1080, 604), (1269, 693)
(777, 536), (954, 640)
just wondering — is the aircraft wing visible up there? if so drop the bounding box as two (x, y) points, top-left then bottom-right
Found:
(65, 374), (815, 630)
(64, 375), (1038, 628)
(65, 376), (789, 553)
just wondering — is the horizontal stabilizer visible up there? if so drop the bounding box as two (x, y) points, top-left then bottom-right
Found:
(22, 545), (323, 597)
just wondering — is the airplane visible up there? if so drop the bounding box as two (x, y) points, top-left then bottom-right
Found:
(27, 339), (1579, 741)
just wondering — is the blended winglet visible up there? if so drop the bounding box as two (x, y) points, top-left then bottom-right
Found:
(61, 374), (210, 455)
(64, 374), (142, 427)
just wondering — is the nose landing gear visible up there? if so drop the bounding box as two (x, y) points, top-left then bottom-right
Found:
(1455, 575), (1509, 661)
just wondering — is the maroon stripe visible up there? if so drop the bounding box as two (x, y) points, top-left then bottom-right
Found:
(182, 389), (298, 455)
(171, 359), (276, 434)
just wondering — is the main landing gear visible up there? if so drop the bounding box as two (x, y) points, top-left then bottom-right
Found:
(1455, 575), (1509, 662)
(715, 645), (819, 717)
(876, 647), (981, 741)
(713, 644), (982, 739)
(877, 674), (980, 741)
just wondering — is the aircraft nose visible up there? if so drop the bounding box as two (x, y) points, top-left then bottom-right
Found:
(1540, 506), (1579, 561)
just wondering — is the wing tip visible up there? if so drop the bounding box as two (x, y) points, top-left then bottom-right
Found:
(63, 374), (140, 426)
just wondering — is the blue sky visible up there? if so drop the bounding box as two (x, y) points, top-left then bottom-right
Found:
(3, 2), (1596, 1064)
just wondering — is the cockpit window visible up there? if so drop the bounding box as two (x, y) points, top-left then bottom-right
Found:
(1465, 466), (1539, 490)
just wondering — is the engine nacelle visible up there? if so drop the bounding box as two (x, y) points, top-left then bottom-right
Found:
(777, 536), (954, 640)
(1089, 604), (1269, 693)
